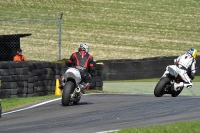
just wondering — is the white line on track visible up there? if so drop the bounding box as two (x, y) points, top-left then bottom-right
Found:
(1, 94), (96, 116)
(2, 93), (145, 116)
(95, 129), (120, 133)
(2, 98), (61, 115)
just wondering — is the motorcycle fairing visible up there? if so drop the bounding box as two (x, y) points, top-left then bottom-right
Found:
(65, 67), (82, 84)
(167, 65), (180, 78)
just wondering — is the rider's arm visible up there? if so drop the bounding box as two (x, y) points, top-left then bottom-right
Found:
(190, 59), (196, 79)
(89, 60), (96, 71)
(66, 59), (72, 67)
(174, 59), (177, 64)
(174, 55), (181, 64)
(88, 56), (96, 76)
(66, 53), (75, 67)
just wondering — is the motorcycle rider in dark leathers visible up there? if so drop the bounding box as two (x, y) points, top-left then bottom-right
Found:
(59, 43), (96, 93)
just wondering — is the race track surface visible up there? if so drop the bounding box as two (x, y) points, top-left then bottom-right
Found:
(1, 94), (200, 133)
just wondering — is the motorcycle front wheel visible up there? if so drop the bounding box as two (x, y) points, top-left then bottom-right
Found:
(62, 81), (75, 106)
(154, 77), (170, 97)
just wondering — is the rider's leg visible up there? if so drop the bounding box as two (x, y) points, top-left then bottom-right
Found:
(59, 68), (68, 89)
(180, 72), (193, 88)
(174, 70), (193, 91)
(81, 72), (95, 90)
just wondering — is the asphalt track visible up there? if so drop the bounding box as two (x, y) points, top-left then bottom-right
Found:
(1, 82), (200, 133)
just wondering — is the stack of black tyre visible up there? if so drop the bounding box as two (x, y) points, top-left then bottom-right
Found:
(27, 62), (61, 97)
(0, 61), (62, 98)
(93, 62), (104, 90)
(0, 61), (29, 98)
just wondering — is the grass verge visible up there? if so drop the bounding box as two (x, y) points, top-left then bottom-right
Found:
(1, 0), (200, 61)
(2, 95), (61, 112)
(115, 120), (200, 133)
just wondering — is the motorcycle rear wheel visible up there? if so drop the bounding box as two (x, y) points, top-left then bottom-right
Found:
(154, 77), (170, 97)
(62, 81), (75, 106)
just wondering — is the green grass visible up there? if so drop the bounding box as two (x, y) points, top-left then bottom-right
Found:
(0, 0), (200, 61)
(115, 120), (200, 133)
(1, 95), (60, 112)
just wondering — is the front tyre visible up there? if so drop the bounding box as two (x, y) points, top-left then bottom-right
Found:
(62, 81), (75, 106)
(154, 77), (170, 97)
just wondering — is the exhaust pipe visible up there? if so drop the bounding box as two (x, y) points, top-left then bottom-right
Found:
(75, 87), (81, 93)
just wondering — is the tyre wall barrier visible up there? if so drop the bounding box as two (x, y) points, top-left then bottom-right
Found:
(97, 56), (200, 81)
(93, 62), (104, 90)
(0, 60), (104, 98)
(0, 61), (62, 98)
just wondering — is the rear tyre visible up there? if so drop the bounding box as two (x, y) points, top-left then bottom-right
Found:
(154, 77), (170, 97)
(62, 81), (75, 106)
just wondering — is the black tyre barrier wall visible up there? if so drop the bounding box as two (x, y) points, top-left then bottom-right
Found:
(0, 61), (61, 98)
(0, 60), (104, 98)
(92, 62), (104, 90)
(97, 56), (200, 81)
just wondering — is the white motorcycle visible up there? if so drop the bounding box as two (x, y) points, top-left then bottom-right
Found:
(61, 67), (85, 106)
(154, 65), (185, 97)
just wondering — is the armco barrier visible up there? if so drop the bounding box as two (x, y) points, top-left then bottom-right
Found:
(0, 60), (104, 98)
(98, 56), (200, 81)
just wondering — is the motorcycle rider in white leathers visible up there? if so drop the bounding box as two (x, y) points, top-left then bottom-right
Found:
(162, 48), (197, 91)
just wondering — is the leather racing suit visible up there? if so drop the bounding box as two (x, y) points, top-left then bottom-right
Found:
(162, 53), (196, 90)
(60, 50), (96, 89)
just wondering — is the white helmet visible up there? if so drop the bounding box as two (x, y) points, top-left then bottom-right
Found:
(78, 43), (89, 53)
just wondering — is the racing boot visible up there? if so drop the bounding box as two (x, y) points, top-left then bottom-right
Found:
(59, 76), (65, 90)
(184, 83), (193, 89)
(173, 82), (184, 91)
(80, 83), (90, 94)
